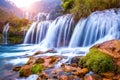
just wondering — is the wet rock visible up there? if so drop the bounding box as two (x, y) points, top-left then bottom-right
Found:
(13, 66), (21, 71)
(35, 58), (44, 64)
(92, 40), (120, 74)
(103, 78), (112, 80)
(63, 65), (77, 72)
(26, 57), (36, 65)
(33, 51), (44, 56)
(68, 75), (80, 80)
(92, 40), (120, 59)
(43, 56), (61, 68)
(18, 56), (61, 77)
(72, 68), (89, 77)
(70, 63), (78, 67)
(100, 72), (114, 78)
(60, 75), (68, 80)
(113, 74), (120, 79)
(20, 65), (32, 77)
(45, 48), (57, 53)
(71, 56), (83, 64)
(84, 74), (102, 80)
(38, 72), (48, 79)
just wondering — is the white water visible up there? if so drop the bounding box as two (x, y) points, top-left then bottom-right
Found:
(23, 21), (51, 44)
(2, 23), (10, 44)
(69, 9), (120, 47)
(40, 14), (75, 48)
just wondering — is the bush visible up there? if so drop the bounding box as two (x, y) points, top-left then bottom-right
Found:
(61, 0), (74, 13)
(79, 48), (116, 73)
(61, 0), (120, 21)
(31, 64), (44, 74)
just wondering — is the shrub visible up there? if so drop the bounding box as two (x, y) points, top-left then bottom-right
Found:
(79, 48), (116, 73)
(31, 64), (44, 74)
(61, 0), (120, 21)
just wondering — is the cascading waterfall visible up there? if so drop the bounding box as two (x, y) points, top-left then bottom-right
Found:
(24, 13), (51, 44)
(69, 9), (120, 47)
(23, 21), (51, 44)
(40, 14), (75, 48)
(2, 23), (10, 44)
(24, 9), (120, 48)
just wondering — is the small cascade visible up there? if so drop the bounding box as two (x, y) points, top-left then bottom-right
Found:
(23, 21), (51, 44)
(40, 14), (75, 48)
(34, 13), (49, 21)
(2, 23), (10, 44)
(69, 9), (120, 47)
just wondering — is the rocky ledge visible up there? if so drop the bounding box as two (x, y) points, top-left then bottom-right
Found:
(13, 39), (120, 80)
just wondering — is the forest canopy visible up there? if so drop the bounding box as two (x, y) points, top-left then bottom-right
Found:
(62, 0), (120, 21)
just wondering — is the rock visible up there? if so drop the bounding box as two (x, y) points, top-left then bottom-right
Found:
(71, 56), (83, 64)
(100, 72), (114, 78)
(92, 39), (120, 73)
(35, 58), (44, 64)
(20, 65), (32, 77)
(103, 78), (112, 80)
(60, 75), (68, 80)
(13, 66), (21, 71)
(33, 49), (57, 56)
(84, 74), (102, 80)
(92, 40), (120, 59)
(45, 48), (57, 53)
(72, 68), (89, 77)
(38, 72), (48, 79)
(33, 51), (44, 56)
(63, 65), (77, 72)
(113, 74), (120, 80)
(68, 75), (80, 80)
(26, 57), (36, 65)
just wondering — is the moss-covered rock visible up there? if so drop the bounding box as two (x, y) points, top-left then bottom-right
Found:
(31, 64), (44, 74)
(79, 48), (116, 73)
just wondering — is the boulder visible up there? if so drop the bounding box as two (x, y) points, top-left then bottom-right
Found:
(13, 66), (21, 71)
(84, 74), (102, 80)
(92, 39), (120, 72)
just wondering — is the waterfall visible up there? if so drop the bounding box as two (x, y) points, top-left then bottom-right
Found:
(40, 14), (75, 48)
(69, 9), (120, 47)
(2, 23), (10, 44)
(24, 9), (120, 48)
(23, 21), (51, 44)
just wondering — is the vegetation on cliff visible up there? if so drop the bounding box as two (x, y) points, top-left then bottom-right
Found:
(0, 7), (29, 44)
(62, 0), (120, 21)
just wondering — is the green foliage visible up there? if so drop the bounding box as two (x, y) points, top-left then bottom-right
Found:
(31, 64), (44, 74)
(79, 48), (116, 73)
(8, 36), (23, 44)
(61, 0), (74, 13)
(0, 7), (29, 44)
(19, 69), (24, 77)
(61, 0), (120, 21)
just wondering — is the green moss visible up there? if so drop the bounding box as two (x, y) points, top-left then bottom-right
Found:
(19, 69), (24, 77)
(31, 64), (44, 74)
(79, 48), (116, 73)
